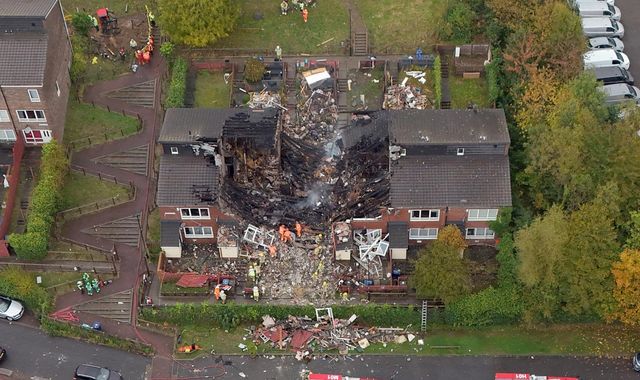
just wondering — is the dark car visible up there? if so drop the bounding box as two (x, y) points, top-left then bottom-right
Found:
(0, 346), (5, 362)
(593, 66), (635, 86)
(633, 353), (640, 372)
(74, 364), (123, 380)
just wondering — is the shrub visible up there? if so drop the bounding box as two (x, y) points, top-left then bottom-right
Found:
(486, 58), (501, 106)
(446, 286), (523, 326)
(444, 1), (476, 43)
(71, 12), (93, 36)
(159, 42), (175, 62)
(164, 57), (188, 108)
(433, 55), (442, 109)
(8, 140), (68, 260)
(244, 58), (265, 84)
(0, 268), (52, 316)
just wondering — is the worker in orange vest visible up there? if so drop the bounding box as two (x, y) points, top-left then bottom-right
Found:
(269, 245), (277, 257)
(214, 284), (221, 301)
(302, 7), (308, 23)
(279, 224), (286, 241)
(283, 228), (293, 243)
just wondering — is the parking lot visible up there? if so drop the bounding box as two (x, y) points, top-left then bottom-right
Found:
(614, 0), (640, 79)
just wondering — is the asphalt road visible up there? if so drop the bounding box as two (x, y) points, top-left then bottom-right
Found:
(0, 320), (150, 380)
(617, 0), (640, 80)
(173, 354), (638, 380)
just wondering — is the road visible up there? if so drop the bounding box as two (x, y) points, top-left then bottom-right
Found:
(0, 320), (150, 380)
(617, 0), (640, 80)
(173, 354), (637, 380)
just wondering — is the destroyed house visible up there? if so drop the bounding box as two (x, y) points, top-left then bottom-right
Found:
(157, 108), (280, 258)
(0, 0), (71, 145)
(350, 109), (512, 256)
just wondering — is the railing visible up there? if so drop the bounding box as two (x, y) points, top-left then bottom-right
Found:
(66, 103), (143, 152)
(0, 258), (116, 274)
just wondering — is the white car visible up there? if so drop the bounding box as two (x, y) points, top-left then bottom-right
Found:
(0, 295), (24, 321)
(588, 36), (624, 52)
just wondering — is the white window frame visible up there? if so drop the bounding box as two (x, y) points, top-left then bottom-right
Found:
(28, 89), (40, 102)
(180, 208), (210, 220)
(23, 129), (52, 144)
(409, 228), (438, 240)
(409, 209), (440, 221)
(467, 209), (498, 221)
(0, 129), (17, 141)
(0, 110), (9, 122)
(16, 110), (46, 122)
(183, 226), (214, 238)
(465, 227), (495, 239)
(170, 147), (179, 155)
(457, 147), (465, 156)
(55, 81), (61, 97)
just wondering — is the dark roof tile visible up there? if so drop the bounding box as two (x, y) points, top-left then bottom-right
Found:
(0, 0), (56, 17)
(157, 155), (219, 206)
(0, 34), (47, 85)
(159, 108), (236, 143)
(388, 221), (408, 249)
(160, 221), (181, 247)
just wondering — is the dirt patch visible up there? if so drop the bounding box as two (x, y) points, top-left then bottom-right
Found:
(464, 245), (498, 291)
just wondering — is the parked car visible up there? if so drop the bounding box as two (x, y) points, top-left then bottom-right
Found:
(588, 36), (624, 52)
(573, 0), (615, 6)
(633, 353), (640, 372)
(0, 346), (5, 362)
(583, 49), (630, 70)
(582, 17), (624, 38)
(592, 66), (634, 85)
(74, 364), (123, 380)
(0, 295), (24, 321)
(577, 1), (621, 20)
(599, 83), (640, 105)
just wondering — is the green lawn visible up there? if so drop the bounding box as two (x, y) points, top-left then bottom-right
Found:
(349, 67), (385, 110)
(60, 171), (131, 210)
(449, 76), (491, 109)
(356, 0), (447, 54)
(147, 208), (161, 261)
(213, 0), (349, 54)
(194, 71), (231, 108)
(175, 325), (268, 358)
(161, 281), (210, 297)
(63, 99), (140, 147)
(83, 59), (132, 87)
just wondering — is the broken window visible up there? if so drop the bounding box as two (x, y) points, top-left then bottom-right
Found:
(180, 208), (210, 219)
(183, 226), (213, 238)
(465, 228), (494, 239)
(408, 228), (438, 240)
(409, 209), (440, 221)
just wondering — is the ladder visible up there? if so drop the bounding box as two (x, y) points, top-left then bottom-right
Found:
(421, 300), (428, 332)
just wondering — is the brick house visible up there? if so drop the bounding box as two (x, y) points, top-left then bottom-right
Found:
(0, 0), (71, 145)
(350, 109), (512, 259)
(157, 108), (280, 258)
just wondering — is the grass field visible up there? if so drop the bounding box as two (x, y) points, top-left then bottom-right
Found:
(449, 76), (490, 109)
(60, 171), (131, 210)
(214, 0), (349, 54)
(194, 71), (231, 108)
(63, 99), (139, 146)
(355, 0), (447, 54)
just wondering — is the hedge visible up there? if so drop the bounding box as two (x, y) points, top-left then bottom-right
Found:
(445, 286), (523, 326)
(164, 57), (188, 108)
(433, 55), (442, 109)
(0, 268), (53, 317)
(141, 303), (422, 330)
(8, 141), (68, 260)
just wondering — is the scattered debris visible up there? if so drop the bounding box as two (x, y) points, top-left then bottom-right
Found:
(383, 85), (432, 110)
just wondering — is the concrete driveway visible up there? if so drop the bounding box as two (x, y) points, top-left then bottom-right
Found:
(616, 0), (640, 80)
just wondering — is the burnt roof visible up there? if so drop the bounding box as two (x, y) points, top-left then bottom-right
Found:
(222, 108), (279, 148)
(0, 0), (56, 17)
(159, 108), (237, 143)
(390, 154), (512, 208)
(0, 34), (47, 86)
(160, 220), (181, 247)
(388, 109), (510, 145)
(157, 155), (219, 206)
(388, 221), (408, 249)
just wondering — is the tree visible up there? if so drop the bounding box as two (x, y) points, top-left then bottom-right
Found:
(410, 240), (471, 303)
(0, 268), (52, 316)
(71, 12), (93, 36)
(485, 0), (536, 32)
(443, 1), (477, 43)
(244, 58), (266, 84)
(436, 224), (467, 255)
(158, 0), (239, 47)
(610, 249), (640, 325)
(625, 211), (640, 249)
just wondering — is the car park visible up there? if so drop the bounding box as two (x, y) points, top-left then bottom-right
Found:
(633, 353), (640, 372)
(599, 83), (640, 105)
(592, 66), (634, 85)
(583, 48), (630, 70)
(573, 0), (615, 6)
(0, 295), (24, 321)
(588, 36), (624, 52)
(74, 364), (123, 380)
(577, 1), (621, 20)
(582, 17), (625, 38)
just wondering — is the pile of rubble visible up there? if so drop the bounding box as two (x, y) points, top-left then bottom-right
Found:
(247, 90), (286, 110)
(383, 84), (432, 110)
(250, 310), (419, 356)
(284, 88), (338, 143)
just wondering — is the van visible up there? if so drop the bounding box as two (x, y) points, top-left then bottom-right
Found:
(599, 83), (640, 105)
(583, 49), (630, 70)
(582, 17), (624, 38)
(573, 0), (615, 6)
(592, 66), (634, 85)
(577, 2), (621, 20)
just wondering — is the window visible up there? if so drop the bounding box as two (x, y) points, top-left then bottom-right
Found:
(23, 129), (51, 144)
(183, 226), (213, 238)
(55, 81), (60, 97)
(467, 209), (498, 221)
(16, 110), (46, 122)
(457, 147), (465, 156)
(180, 208), (210, 219)
(0, 129), (16, 141)
(0, 110), (9, 122)
(410, 209), (440, 221)
(170, 147), (179, 155)
(28, 89), (40, 102)
(466, 228), (495, 239)
(409, 228), (438, 240)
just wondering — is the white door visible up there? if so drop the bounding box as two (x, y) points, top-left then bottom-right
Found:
(23, 129), (52, 144)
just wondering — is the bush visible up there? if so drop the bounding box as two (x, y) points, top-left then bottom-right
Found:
(244, 58), (265, 84)
(433, 55), (442, 109)
(486, 58), (501, 106)
(71, 12), (93, 36)
(0, 268), (52, 316)
(8, 140), (68, 260)
(444, 1), (476, 43)
(159, 42), (175, 62)
(70, 35), (89, 83)
(446, 286), (523, 326)
(164, 57), (188, 108)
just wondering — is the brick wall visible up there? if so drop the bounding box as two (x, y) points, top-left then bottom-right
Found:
(159, 205), (237, 244)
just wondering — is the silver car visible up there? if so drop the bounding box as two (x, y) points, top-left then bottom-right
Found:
(0, 295), (24, 321)
(588, 36), (624, 52)
(600, 83), (640, 105)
